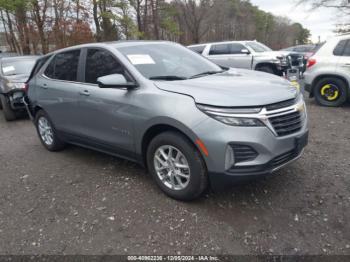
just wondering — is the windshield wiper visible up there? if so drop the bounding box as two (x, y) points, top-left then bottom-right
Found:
(190, 70), (226, 79)
(149, 75), (187, 81)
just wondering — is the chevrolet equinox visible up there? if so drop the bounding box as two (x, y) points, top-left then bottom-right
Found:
(25, 41), (309, 201)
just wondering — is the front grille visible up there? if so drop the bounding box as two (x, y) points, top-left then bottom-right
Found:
(269, 111), (302, 136)
(231, 144), (258, 163)
(266, 98), (297, 111)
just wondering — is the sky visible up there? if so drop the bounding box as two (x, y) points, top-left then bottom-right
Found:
(250, 0), (341, 43)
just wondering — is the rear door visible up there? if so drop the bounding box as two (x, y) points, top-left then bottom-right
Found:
(205, 43), (252, 69)
(36, 49), (84, 134)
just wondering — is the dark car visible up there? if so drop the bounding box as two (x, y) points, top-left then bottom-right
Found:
(282, 44), (323, 59)
(0, 56), (39, 121)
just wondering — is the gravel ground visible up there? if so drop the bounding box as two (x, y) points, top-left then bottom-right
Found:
(0, 98), (349, 256)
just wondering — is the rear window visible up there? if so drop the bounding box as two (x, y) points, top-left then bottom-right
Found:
(188, 45), (206, 54)
(1, 59), (36, 76)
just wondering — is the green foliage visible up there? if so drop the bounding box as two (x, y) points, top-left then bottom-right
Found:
(160, 3), (181, 37)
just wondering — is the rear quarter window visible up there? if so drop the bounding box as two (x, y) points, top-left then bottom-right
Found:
(333, 40), (347, 56)
(188, 45), (206, 54)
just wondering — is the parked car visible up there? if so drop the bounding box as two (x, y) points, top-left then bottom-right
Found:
(282, 44), (323, 60)
(304, 35), (350, 107)
(188, 41), (291, 76)
(25, 41), (308, 200)
(0, 51), (19, 58)
(0, 56), (38, 121)
(282, 44), (324, 73)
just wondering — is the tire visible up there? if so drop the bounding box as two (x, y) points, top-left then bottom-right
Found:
(0, 94), (16, 121)
(256, 65), (275, 75)
(314, 77), (348, 107)
(34, 110), (66, 151)
(147, 131), (208, 201)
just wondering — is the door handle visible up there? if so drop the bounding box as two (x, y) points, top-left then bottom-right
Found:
(341, 64), (350, 67)
(41, 83), (48, 89)
(79, 90), (90, 96)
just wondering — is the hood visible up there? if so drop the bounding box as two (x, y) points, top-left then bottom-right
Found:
(254, 51), (289, 58)
(154, 68), (298, 107)
(5, 74), (29, 83)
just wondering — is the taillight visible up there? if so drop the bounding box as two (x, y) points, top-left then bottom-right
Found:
(307, 58), (316, 68)
(24, 83), (29, 93)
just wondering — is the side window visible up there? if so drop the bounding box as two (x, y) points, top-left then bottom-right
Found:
(44, 50), (80, 81)
(85, 49), (125, 84)
(342, 41), (350, 56)
(189, 45), (205, 54)
(333, 40), (347, 56)
(209, 44), (230, 55)
(229, 43), (246, 54)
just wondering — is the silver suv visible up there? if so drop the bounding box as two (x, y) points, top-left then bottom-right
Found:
(188, 41), (288, 75)
(304, 35), (350, 107)
(26, 41), (308, 200)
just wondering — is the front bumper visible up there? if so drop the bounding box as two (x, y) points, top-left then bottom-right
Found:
(193, 104), (308, 190)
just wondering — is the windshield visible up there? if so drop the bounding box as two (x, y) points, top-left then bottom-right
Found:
(246, 42), (272, 53)
(1, 59), (36, 76)
(117, 43), (222, 80)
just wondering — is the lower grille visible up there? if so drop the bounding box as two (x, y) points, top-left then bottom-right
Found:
(269, 111), (302, 136)
(272, 150), (297, 169)
(231, 144), (258, 163)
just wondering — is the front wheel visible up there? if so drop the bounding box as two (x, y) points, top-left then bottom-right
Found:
(147, 132), (208, 201)
(35, 110), (66, 151)
(314, 78), (347, 107)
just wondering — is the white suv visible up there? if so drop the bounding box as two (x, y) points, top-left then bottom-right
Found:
(188, 41), (289, 76)
(304, 35), (350, 107)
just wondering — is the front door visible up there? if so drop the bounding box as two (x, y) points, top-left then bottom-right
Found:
(76, 48), (135, 155)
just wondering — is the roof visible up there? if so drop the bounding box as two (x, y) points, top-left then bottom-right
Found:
(46, 40), (175, 55)
(188, 40), (257, 47)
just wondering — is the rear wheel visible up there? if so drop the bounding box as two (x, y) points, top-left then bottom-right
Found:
(314, 77), (347, 107)
(147, 132), (208, 201)
(0, 94), (16, 121)
(34, 110), (66, 151)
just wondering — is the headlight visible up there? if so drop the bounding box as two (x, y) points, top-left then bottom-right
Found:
(197, 104), (263, 127)
(214, 116), (263, 126)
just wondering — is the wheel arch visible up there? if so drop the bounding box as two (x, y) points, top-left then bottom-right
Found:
(254, 62), (278, 73)
(139, 121), (204, 170)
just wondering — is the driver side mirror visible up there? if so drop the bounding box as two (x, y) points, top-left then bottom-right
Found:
(97, 74), (138, 89)
(241, 49), (250, 55)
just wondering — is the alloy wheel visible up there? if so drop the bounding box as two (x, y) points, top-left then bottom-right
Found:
(153, 145), (190, 190)
(38, 117), (54, 146)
